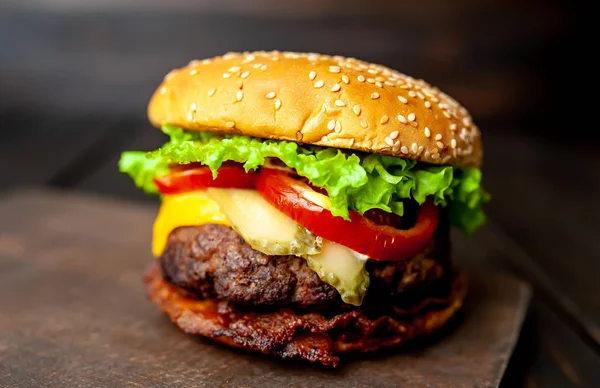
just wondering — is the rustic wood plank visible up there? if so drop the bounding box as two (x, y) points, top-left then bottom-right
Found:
(0, 115), (128, 191)
(0, 188), (532, 387)
(76, 123), (167, 203)
(483, 131), (600, 340)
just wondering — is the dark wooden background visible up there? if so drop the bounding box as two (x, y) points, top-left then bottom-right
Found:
(1, 1), (598, 387)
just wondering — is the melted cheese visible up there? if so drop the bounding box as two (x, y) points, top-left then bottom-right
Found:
(152, 191), (229, 256)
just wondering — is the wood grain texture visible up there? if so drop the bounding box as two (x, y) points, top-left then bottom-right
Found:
(0, 189), (530, 387)
(0, 116), (125, 191)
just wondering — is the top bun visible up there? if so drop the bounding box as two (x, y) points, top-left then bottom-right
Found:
(148, 51), (482, 167)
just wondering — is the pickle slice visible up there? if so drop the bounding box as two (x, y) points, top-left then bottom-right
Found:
(206, 188), (322, 256)
(305, 241), (370, 306)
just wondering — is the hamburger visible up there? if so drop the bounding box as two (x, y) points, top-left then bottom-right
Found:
(119, 51), (489, 367)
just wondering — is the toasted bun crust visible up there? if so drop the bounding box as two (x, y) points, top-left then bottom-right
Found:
(149, 51), (482, 167)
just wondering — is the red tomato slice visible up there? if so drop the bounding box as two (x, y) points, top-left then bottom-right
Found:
(154, 165), (257, 194)
(255, 168), (439, 261)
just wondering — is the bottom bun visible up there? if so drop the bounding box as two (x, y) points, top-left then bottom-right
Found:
(145, 263), (467, 367)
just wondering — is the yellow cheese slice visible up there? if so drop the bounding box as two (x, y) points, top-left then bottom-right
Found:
(152, 191), (230, 257)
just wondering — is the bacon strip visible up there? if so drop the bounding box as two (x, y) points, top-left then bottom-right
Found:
(145, 264), (466, 367)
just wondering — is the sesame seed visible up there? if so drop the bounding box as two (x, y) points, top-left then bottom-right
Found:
(334, 100), (345, 107)
(357, 75), (366, 82)
(360, 120), (368, 128)
(451, 139), (457, 149)
(432, 147), (439, 154)
(275, 99), (282, 110)
(400, 146), (409, 154)
(160, 86), (168, 95)
(385, 137), (394, 146)
(331, 83), (341, 92)
(390, 130), (399, 139)
(424, 127), (431, 137)
(393, 143), (400, 152)
(266, 91), (276, 99)
(367, 68), (378, 75)
(417, 92), (425, 100)
(435, 134), (442, 140)
(367, 78), (375, 83)
(375, 81), (383, 88)
(225, 121), (235, 128)
(334, 121), (341, 133)
(327, 120), (336, 130)
(353, 105), (361, 116)
(349, 138), (355, 146)
(418, 145), (424, 154)
(431, 153), (441, 159)
(436, 141), (444, 149)
(164, 70), (177, 80)
(410, 121), (418, 127)
(380, 115), (389, 124)
(342, 75), (350, 84)
(253, 63), (262, 69)
(443, 111), (451, 118)
(425, 101), (432, 109)
(314, 80), (324, 88)
(370, 92), (380, 99)
(190, 102), (196, 111)
(309, 71), (317, 80)
(222, 73), (231, 79)
(321, 135), (328, 142)
(408, 113), (416, 122)
(329, 66), (341, 73)
(397, 96), (408, 104)
(240, 70), (251, 79)
(190, 69), (198, 75)
(260, 65), (267, 71)
(411, 143), (418, 153)
(229, 66), (241, 73)
(384, 81), (394, 86)
(236, 91), (243, 101)
(408, 90), (416, 97)
(397, 114), (407, 124)
(208, 88), (216, 96)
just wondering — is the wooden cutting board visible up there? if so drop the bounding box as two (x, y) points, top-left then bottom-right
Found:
(0, 188), (530, 388)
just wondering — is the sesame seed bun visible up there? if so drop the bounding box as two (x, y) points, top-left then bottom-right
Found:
(148, 51), (482, 167)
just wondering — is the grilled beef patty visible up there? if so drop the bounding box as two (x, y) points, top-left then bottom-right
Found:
(159, 224), (450, 310)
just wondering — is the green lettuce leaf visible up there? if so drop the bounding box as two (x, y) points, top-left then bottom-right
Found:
(118, 151), (168, 194)
(118, 124), (489, 233)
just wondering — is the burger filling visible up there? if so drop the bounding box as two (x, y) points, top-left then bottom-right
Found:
(120, 124), (488, 306)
